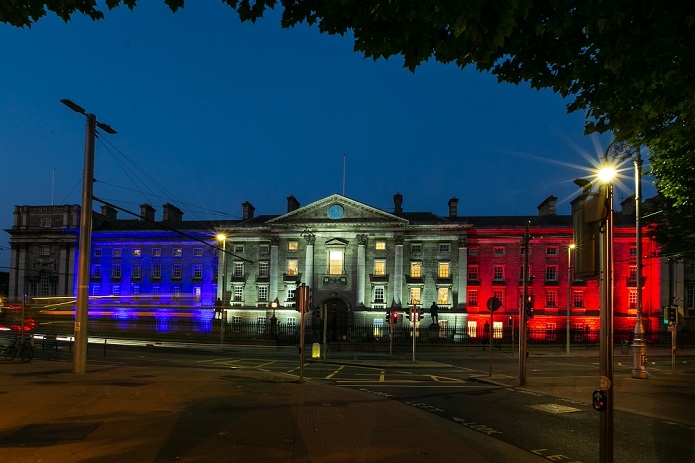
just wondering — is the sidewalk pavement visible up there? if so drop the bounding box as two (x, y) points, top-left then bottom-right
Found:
(0, 358), (548, 463)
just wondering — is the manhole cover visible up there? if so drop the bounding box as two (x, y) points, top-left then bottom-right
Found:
(4, 422), (101, 445)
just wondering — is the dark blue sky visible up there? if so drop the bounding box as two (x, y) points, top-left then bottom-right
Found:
(0, 2), (654, 270)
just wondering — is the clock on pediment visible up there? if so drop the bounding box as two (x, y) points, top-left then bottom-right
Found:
(327, 204), (344, 220)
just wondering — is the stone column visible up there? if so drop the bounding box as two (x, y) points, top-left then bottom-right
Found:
(357, 234), (367, 307)
(458, 237), (468, 309)
(393, 236), (404, 306)
(304, 234), (315, 289)
(270, 238), (279, 302)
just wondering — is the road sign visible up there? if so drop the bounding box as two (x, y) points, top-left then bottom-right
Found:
(486, 297), (502, 312)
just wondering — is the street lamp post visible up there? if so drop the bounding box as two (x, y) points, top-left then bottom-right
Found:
(60, 99), (116, 375)
(216, 234), (227, 309)
(631, 149), (648, 379)
(566, 243), (576, 355)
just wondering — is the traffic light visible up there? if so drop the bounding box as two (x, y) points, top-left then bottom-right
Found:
(385, 311), (391, 322)
(392, 311), (398, 323)
(406, 308), (412, 320)
(668, 305), (677, 324)
(418, 307), (424, 322)
(592, 389), (607, 411)
(525, 296), (534, 319)
(314, 305), (323, 319)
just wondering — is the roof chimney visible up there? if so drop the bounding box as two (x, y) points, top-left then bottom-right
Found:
(287, 195), (300, 213)
(101, 204), (117, 222)
(242, 201), (255, 220)
(448, 197), (459, 218)
(393, 193), (403, 214)
(139, 203), (155, 222)
(162, 203), (183, 222)
(537, 195), (557, 216)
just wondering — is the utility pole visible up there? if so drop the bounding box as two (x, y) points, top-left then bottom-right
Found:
(631, 148), (648, 379)
(519, 221), (530, 386)
(61, 99), (116, 375)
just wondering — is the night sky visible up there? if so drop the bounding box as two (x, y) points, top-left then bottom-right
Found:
(0, 2), (655, 271)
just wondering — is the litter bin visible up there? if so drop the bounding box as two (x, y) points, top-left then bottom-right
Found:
(621, 340), (629, 354)
(311, 342), (321, 359)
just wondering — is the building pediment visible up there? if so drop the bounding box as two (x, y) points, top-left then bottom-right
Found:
(267, 194), (408, 226)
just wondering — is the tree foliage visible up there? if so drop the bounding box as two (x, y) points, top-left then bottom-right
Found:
(4, 1), (695, 254)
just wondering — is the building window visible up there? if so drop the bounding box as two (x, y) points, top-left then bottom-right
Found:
(258, 285), (268, 302)
(468, 290), (478, 306)
(193, 264), (203, 279)
(628, 265), (637, 282)
(373, 286), (385, 304)
(467, 321), (477, 338)
(132, 265), (141, 280)
(288, 241), (298, 251)
(152, 286), (160, 301)
(545, 265), (558, 282)
(133, 248), (141, 257)
(173, 248), (182, 257)
(259, 244), (270, 255)
(519, 265), (531, 280)
(493, 246), (505, 257)
(233, 286), (243, 302)
(40, 218), (52, 228)
(233, 261), (244, 278)
(493, 290), (504, 306)
(438, 262), (450, 278)
(546, 246), (558, 257)
(112, 265), (121, 280)
(287, 259), (298, 276)
(94, 248), (102, 257)
(258, 262), (269, 278)
(92, 285), (100, 297)
(374, 260), (386, 276)
(41, 245), (51, 256)
(285, 317), (296, 328)
(411, 243), (422, 254)
(437, 287), (449, 305)
(286, 285), (296, 306)
(152, 264), (162, 280)
(439, 243), (451, 253)
(468, 247), (479, 256)
(573, 291), (584, 308)
(234, 244), (244, 253)
(193, 287), (201, 302)
(257, 317), (266, 334)
(468, 265), (479, 281)
(410, 262), (422, 278)
(113, 248), (122, 258)
(172, 287), (181, 301)
(172, 264), (182, 280)
(152, 248), (161, 257)
(375, 241), (386, 251)
(194, 248), (203, 257)
(546, 322), (557, 341)
(410, 287), (421, 305)
(329, 250), (343, 275)
(687, 285), (695, 310)
(629, 246), (637, 257)
(112, 285), (120, 297)
(92, 265), (101, 279)
(629, 290), (637, 310)
(546, 290), (557, 308)
(493, 265), (504, 281)
(132, 284), (140, 301)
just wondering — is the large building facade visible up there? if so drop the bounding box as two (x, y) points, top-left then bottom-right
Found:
(6, 193), (665, 340)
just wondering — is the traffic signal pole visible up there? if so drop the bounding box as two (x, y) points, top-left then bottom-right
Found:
(519, 222), (530, 386)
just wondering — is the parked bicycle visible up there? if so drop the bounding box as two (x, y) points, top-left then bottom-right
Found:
(3, 337), (34, 362)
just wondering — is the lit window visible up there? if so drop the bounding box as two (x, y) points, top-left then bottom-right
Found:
(545, 265), (558, 282)
(546, 290), (557, 308)
(629, 290), (637, 309)
(287, 259), (298, 276)
(173, 248), (182, 257)
(546, 246), (558, 257)
(493, 265), (504, 281)
(113, 248), (122, 258)
(374, 286), (385, 304)
(573, 291), (584, 308)
(375, 241), (386, 251)
(152, 248), (161, 257)
(193, 264), (203, 279)
(152, 264), (161, 280)
(233, 261), (244, 277)
(410, 262), (422, 278)
(410, 287), (421, 305)
(133, 248), (141, 257)
(439, 243), (451, 253)
(468, 290), (478, 306)
(288, 241), (298, 251)
(194, 248), (203, 257)
(374, 260), (386, 276)
(437, 287), (449, 304)
(411, 243), (422, 254)
(172, 264), (182, 280)
(329, 250), (343, 275)
(468, 265), (479, 280)
(493, 246), (505, 257)
(112, 265), (121, 279)
(194, 287), (201, 302)
(438, 262), (450, 278)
